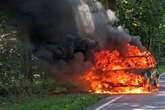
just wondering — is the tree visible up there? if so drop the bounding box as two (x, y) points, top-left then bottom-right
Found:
(115, 0), (165, 64)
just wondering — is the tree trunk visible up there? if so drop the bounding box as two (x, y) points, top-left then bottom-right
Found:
(19, 29), (33, 79)
(108, 0), (116, 11)
(100, 0), (116, 11)
(147, 38), (152, 51)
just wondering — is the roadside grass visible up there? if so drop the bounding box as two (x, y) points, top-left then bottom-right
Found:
(158, 65), (165, 73)
(0, 94), (105, 110)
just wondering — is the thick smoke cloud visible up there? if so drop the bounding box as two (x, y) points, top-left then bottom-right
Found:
(3, 0), (143, 76)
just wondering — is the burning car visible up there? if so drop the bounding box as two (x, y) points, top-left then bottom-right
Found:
(3, 0), (160, 94)
(79, 44), (160, 94)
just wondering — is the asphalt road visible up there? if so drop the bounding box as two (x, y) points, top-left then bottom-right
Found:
(86, 73), (165, 110)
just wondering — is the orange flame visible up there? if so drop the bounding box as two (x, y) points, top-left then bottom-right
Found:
(81, 45), (159, 94)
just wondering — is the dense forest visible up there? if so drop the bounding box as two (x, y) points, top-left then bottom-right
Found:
(0, 0), (165, 110)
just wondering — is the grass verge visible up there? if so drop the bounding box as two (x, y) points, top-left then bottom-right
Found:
(0, 94), (105, 110)
(158, 65), (165, 73)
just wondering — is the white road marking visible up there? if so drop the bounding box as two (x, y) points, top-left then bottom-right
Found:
(160, 72), (165, 77)
(94, 95), (123, 110)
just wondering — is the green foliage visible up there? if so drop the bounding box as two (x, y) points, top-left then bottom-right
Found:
(115, 0), (165, 64)
(158, 65), (165, 73)
(0, 94), (105, 110)
(0, 12), (49, 96)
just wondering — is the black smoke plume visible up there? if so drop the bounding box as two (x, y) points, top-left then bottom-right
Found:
(1, 0), (144, 76)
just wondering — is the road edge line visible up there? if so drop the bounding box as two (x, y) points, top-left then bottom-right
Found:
(94, 95), (123, 110)
(160, 72), (165, 77)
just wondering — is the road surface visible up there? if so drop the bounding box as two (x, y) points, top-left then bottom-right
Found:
(86, 73), (165, 110)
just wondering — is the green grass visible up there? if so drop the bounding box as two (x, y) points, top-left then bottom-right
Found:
(0, 94), (105, 110)
(158, 65), (165, 73)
